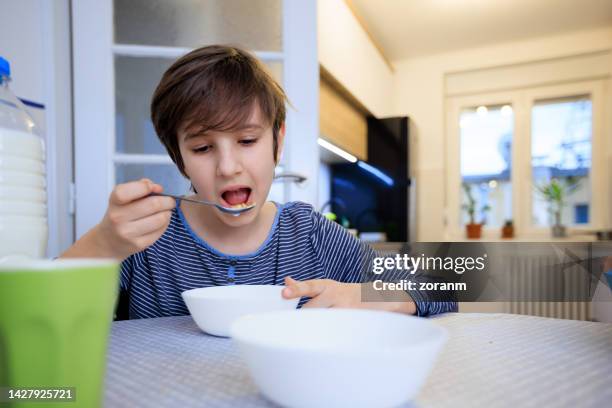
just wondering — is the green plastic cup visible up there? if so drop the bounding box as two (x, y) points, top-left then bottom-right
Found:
(0, 259), (119, 408)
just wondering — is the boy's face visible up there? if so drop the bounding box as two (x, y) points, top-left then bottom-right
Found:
(178, 104), (284, 227)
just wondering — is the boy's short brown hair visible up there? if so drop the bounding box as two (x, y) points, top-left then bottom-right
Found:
(151, 45), (287, 178)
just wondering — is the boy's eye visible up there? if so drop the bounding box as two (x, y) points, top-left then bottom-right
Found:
(192, 145), (211, 153)
(240, 139), (257, 146)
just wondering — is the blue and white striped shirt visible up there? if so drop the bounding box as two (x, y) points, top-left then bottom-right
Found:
(120, 200), (457, 319)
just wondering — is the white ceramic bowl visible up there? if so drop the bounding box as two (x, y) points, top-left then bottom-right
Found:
(0, 200), (46, 217)
(182, 285), (299, 337)
(0, 170), (46, 188)
(231, 309), (448, 408)
(0, 154), (45, 175)
(0, 185), (47, 202)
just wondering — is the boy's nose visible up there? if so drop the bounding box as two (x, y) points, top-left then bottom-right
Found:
(216, 149), (243, 177)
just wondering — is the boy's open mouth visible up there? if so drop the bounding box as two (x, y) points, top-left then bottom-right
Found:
(220, 187), (252, 207)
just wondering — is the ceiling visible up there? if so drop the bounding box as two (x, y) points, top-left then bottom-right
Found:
(349, 0), (612, 62)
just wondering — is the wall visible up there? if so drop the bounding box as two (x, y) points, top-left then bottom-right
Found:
(393, 27), (612, 241)
(317, 0), (394, 117)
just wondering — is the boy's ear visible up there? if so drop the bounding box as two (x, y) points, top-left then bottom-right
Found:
(275, 123), (286, 164)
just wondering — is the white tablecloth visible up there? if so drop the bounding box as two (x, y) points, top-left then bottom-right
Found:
(104, 313), (612, 407)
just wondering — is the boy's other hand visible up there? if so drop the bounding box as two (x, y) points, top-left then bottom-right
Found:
(94, 178), (176, 260)
(282, 276), (417, 315)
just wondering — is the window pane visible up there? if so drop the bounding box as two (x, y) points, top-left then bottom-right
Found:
(115, 56), (173, 155)
(460, 104), (513, 227)
(115, 164), (190, 196)
(114, 0), (282, 51)
(532, 97), (592, 226)
(115, 56), (284, 155)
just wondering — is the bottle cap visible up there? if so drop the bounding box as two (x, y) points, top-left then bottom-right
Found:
(0, 57), (10, 77)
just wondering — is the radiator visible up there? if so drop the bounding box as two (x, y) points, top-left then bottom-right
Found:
(510, 301), (591, 321)
(507, 253), (592, 321)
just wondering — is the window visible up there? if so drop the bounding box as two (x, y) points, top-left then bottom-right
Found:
(446, 80), (605, 239)
(460, 104), (513, 227)
(531, 96), (592, 227)
(114, 0), (282, 50)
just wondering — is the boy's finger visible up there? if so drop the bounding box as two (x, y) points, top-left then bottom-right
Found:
(152, 183), (164, 193)
(302, 295), (334, 309)
(282, 277), (329, 299)
(106, 195), (175, 225)
(126, 208), (173, 235)
(130, 195), (176, 221)
(111, 179), (156, 205)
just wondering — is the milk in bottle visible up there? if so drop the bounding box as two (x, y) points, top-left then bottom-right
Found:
(0, 56), (48, 260)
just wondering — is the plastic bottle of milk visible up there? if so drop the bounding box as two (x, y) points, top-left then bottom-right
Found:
(0, 56), (48, 260)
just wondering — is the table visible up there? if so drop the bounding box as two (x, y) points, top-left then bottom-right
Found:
(104, 313), (612, 407)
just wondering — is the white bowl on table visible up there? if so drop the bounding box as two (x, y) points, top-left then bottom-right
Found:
(181, 285), (299, 337)
(231, 309), (448, 408)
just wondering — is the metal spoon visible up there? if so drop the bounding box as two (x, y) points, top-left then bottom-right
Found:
(149, 192), (255, 216)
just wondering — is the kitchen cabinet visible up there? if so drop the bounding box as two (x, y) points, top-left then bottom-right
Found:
(319, 72), (368, 161)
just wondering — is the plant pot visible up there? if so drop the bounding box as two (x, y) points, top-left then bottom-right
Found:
(501, 225), (514, 239)
(465, 223), (482, 239)
(551, 224), (566, 238)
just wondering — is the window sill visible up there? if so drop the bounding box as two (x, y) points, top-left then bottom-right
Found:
(443, 234), (598, 242)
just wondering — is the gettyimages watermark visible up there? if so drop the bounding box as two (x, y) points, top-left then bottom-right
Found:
(359, 242), (612, 303)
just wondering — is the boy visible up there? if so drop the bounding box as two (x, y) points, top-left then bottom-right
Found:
(61, 45), (457, 318)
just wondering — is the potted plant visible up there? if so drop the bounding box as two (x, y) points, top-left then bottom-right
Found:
(535, 177), (579, 238)
(501, 219), (514, 239)
(462, 183), (491, 239)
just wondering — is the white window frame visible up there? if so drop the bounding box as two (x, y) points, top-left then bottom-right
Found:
(446, 90), (523, 239)
(72, 0), (318, 239)
(446, 79), (608, 240)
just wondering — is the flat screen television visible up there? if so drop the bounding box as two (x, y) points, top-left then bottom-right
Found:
(331, 116), (411, 242)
